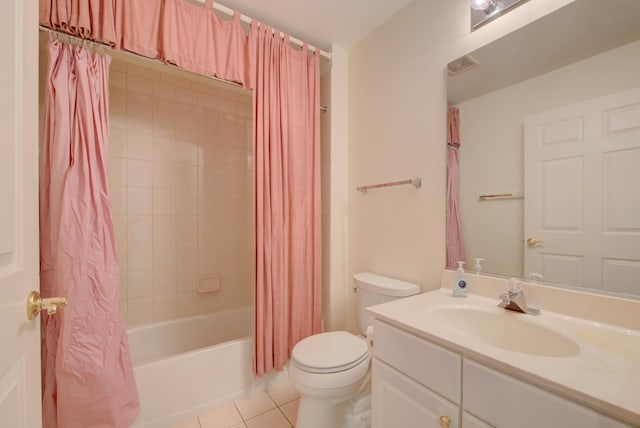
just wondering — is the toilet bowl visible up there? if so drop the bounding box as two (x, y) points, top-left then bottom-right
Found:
(289, 273), (420, 428)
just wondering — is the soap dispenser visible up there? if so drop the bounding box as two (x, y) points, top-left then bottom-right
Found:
(474, 258), (485, 275)
(452, 261), (468, 297)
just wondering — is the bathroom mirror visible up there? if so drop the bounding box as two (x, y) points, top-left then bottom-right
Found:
(447, 0), (640, 297)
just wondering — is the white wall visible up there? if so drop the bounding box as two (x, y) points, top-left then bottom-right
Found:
(457, 40), (640, 278)
(322, 45), (350, 331)
(344, 0), (574, 332)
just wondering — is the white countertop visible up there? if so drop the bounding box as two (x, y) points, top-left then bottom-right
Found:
(366, 288), (640, 426)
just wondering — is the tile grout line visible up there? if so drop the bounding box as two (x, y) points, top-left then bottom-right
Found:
(234, 394), (277, 425)
(184, 384), (300, 428)
(235, 392), (297, 428)
(276, 406), (294, 427)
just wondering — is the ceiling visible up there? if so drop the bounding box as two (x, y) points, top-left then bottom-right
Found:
(213, 0), (414, 50)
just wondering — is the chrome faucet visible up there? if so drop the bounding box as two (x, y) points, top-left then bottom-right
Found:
(498, 278), (540, 316)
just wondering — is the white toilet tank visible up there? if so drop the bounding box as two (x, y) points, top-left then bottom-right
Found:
(353, 272), (421, 335)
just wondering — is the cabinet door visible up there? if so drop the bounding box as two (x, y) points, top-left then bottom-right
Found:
(462, 411), (493, 428)
(463, 360), (632, 428)
(374, 320), (461, 404)
(372, 359), (459, 428)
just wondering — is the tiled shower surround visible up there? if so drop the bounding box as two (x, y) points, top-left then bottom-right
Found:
(108, 58), (254, 326)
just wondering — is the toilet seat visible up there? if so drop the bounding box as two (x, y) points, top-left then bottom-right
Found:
(292, 331), (369, 374)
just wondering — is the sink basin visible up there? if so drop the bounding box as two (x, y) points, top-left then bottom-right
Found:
(429, 307), (580, 357)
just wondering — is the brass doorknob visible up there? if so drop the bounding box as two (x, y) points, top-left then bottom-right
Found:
(439, 415), (451, 428)
(26, 291), (67, 320)
(526, 237), (544, 247)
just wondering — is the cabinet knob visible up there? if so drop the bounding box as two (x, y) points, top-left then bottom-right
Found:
(439, 415), (451, 428)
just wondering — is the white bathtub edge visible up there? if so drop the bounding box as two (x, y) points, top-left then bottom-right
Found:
(131, 334), (256, 426)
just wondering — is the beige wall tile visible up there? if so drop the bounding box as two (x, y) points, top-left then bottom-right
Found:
(127, 73), (153, 95)
(152, 293), (177, 321)
(176, 269), (198, 292)
(126, 130), (153, 160)
(175, 190), (198, 216)
(109, 185), (127, 215)
(175, 165), (198, 190)
(128, 297), (153, 325)
(111, 60), (254, 327)
(108, 156), (127, 187)
(152, 138), (177, 162)
(153, 268), (177, 294)
(110, 60), (126, 73)
(111, 70), (126, 91)
(153, 215), (176, 242)
(176, 291), (198, 317)
(176, 140), (199, 165)
(128, 242), (152, 271)
(128, 269), (153, 299)
(153, 80), (175, 101)
(110, 126), (127, 158)
(127, 215), (152, 243)
(127, 159), (153, 188)
(127, 187), (153, 215)
(153, 241), (176, 269)
(152, 162), (176, 189)
(153, 188), (176, 215)
(176, 215), (198, 242)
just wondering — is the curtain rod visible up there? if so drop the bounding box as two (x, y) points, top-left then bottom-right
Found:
(196, 0), (331, 60)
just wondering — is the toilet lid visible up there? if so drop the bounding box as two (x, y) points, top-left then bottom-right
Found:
(292, 331), (369, 374)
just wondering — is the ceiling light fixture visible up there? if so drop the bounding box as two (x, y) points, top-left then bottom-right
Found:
(470, 0), (528, 30)
(470, 0), (499, 14)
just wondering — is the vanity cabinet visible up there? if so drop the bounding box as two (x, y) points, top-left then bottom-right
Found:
(372, 320), (461, 427)
(372, 319), (632, 428)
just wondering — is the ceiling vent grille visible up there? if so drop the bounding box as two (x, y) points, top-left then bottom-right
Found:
(447, 55), (479, 76)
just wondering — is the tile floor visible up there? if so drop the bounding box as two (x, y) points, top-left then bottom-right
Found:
(170, 377), (300, 428)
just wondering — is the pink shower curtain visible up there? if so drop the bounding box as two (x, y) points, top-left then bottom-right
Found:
(40, 39), (139, 427)
(249, 22), (322, 377)
(446, 106), (466, 269)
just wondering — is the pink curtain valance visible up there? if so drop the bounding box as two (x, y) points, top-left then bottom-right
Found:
(161, 0), (248, 84)
(42, 0), (256, 88)
(114, 0), (164, 59)
(40, 0), (118, 45)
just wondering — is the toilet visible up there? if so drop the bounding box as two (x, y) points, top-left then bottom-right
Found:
(289, 272), (421, 428)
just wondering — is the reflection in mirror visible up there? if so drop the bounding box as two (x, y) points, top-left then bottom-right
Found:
(447, 0), (640, 297)
(470, 0), (529, 31)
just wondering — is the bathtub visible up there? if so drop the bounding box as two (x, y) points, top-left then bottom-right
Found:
(128, 306), (258, 427)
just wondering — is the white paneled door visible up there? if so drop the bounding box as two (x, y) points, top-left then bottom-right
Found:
(0, 1), (41, 427)
(524, 88), (640, 293)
